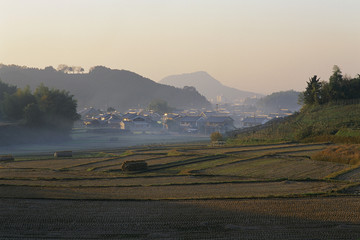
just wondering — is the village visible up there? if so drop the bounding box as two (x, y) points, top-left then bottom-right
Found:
(77, 102), (294, 135)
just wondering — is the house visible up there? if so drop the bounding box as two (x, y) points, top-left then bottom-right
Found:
(120, 113), (157, 131)
(179, 116), (205, 133)
(107, 114), (123, 128)
(162, 113), (182, 131)
(83, 119), (100, 127)
(201, 111), (224, 118)
(242, 117), (269, 128)
(78, 107), (102, 120)
(204, 116), (235, 134)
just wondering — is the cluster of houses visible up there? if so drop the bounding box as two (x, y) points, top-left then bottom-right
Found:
(78, 108), (236, 134)
(77, 106), (294, 135)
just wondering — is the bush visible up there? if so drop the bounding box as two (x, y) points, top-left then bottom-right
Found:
(210, 132), (223, 142)
(294, 125), (313, 140)
(312, 144), (360, 165)
(167, 149), (182, 156)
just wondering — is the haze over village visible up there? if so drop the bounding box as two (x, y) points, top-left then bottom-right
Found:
(0, 64), (300, 137)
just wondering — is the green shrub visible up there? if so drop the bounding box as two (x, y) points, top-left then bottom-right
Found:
(210, 132), (223, 142)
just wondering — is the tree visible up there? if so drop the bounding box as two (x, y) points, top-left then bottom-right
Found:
(329, 65), (344, 100)
(302, 66), (360, 106)
(0, 79), (17, 102)
(183, 86), (197, 92)
(34, 84), (80, 130)
(107, 107), (116, 112)
(23, 103), (42, 127)
(1, 86), (36, 120)
(319, 81), (331, 104)
(210, 131), (223, 142)
(303, 75), (321, 105)
(1, 83), (79, 131)
(44, 66), (56, 72)
(148, 99), (172, 114)
(0, 79), (17, 119)
(57, 64), (70, 73)
(72, 66), (84, 74)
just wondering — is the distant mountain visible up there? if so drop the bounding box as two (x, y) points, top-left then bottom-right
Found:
(0, 65), (211, 111)
(160, 71), (263, 102)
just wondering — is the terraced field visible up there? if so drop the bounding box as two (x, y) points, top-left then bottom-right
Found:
(0, 142), (358, 199)
(1, 142), (360, 239)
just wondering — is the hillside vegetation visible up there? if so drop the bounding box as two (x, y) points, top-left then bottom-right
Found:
(231, 102), (360, 144)
(231, 66), (360, 144)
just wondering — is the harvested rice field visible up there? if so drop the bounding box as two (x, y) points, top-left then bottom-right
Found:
(1, 197), (360, 239)
(1, 142), (360, 239)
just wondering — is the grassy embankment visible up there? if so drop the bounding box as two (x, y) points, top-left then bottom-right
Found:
(229, 102), (360, 145)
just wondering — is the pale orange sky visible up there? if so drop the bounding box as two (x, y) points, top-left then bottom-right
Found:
(1, 0), (359, 94)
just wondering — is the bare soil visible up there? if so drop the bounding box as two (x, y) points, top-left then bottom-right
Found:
(1, 197), (359, 239)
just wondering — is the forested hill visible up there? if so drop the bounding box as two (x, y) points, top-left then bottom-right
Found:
(0, 65), (211, 111)
(255, 90), (301, 113)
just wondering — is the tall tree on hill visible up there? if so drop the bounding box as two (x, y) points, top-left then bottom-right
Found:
(329, 65), (344, 100)
(303, 75), (321, 105)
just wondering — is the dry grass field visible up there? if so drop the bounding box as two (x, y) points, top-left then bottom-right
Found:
(1, 198), (360, 239)
(1, 142), (360, 239)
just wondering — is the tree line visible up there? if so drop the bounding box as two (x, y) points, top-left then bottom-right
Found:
(0, 80), (79, 131)
(302, 65), (360, 105)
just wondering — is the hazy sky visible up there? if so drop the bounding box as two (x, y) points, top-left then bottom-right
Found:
(1, 0), (359, 94)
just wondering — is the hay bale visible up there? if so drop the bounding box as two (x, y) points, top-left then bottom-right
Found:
(211, 140), (226, 147)
(54, 151), (73, 158)
(121, 160), (148, 171)
(0, 155), (14, 161)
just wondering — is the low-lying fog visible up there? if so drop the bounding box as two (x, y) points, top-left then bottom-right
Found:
(0, 129), (209, 156)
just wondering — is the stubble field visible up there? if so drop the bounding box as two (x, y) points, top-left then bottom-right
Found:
(1, 142), (360, 239)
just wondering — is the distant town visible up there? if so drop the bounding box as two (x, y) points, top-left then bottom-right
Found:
(78, 100), (294, 135)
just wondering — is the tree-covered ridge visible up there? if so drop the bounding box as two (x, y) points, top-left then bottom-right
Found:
(256, 90), (301, 113)
(302, 66), (360, 105)
(0, 64), (211, 111)
(0, 80), (79, 131)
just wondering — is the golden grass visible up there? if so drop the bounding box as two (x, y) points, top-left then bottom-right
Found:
(167, 149), (182, 156)
(312, 144), (360, 165)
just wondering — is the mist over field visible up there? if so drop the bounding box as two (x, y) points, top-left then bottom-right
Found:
(0, 130), (208, 156)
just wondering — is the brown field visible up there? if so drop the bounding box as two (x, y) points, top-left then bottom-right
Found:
(1, 198), (360, 239)
(337, 166), (360, 181)
(1, 142), (360, 239)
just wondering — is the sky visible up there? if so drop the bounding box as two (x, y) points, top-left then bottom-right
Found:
(1, 0), (360, 94)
